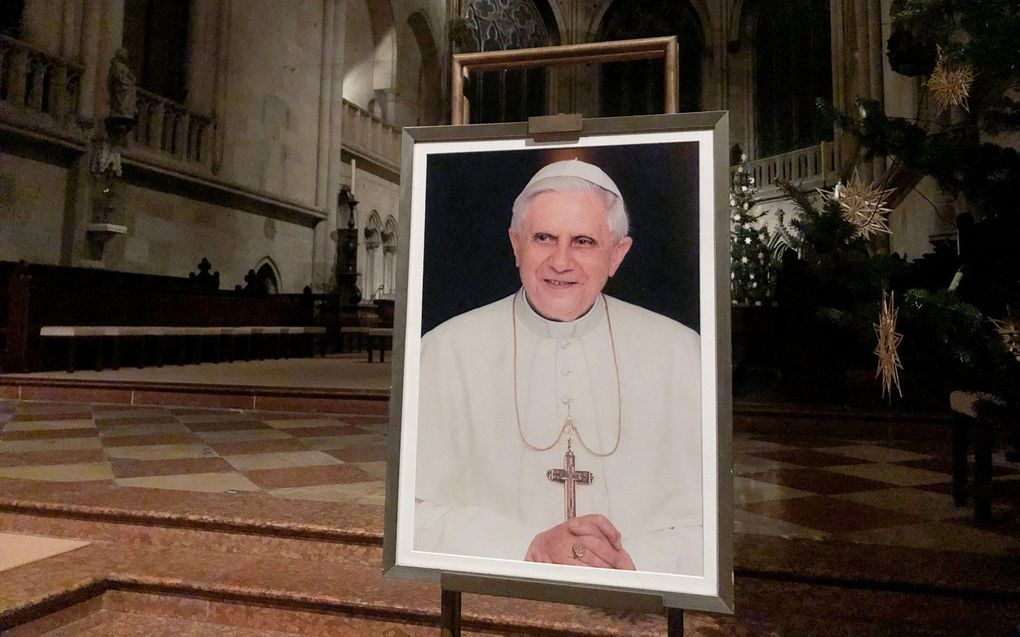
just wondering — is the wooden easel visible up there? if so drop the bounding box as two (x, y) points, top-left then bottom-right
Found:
(440, 36), (688, 636)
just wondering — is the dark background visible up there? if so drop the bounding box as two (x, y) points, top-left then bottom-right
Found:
(420, 142), (701, 334)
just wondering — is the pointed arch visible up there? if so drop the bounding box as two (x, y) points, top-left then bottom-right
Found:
(406, 11), (442, 125)
(382, 215), (398, 295)
(343, 0), (396, 114)
(594, 0), (706, 115)
(253, 256), (281, 294)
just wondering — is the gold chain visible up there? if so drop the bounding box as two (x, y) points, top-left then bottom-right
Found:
(512, 292), (622, 457)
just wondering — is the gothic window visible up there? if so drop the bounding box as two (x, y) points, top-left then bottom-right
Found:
(753, 0), (833, 157)
(255, 263), (279, 295)
(462, 0), (557, 123)
(0, 0), (23, 38)
(364, 212), (383, 299)
(597, 0), (704, 116)
(382, 216), (398, 296)
(122, 0), (191, 103)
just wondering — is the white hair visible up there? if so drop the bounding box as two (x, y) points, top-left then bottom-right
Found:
(510, 175), (630, 243)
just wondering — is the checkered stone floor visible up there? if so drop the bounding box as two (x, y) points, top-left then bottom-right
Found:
(1, 400), (1018, 556)
(0, 401), (388, 505)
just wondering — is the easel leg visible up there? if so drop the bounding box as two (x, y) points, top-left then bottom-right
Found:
(441, 588), (461, 637)
(667, 607), (684, 636)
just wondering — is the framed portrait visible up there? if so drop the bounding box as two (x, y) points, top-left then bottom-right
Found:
(384, 112), (733, 613)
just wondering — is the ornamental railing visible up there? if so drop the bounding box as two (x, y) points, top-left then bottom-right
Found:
(132, 87), (215, 167)
(341, 99), (401, 172)
(0, 34), (83, 127)
(745, 141), (838, 198)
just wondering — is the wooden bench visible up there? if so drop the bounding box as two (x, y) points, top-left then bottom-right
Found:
(950, 390), (1007, 523)
(39, 325), (327, 372)
(1, 261), (339, 373)
(366, 327), (393, 363)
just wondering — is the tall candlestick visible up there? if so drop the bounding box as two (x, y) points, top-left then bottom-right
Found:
(351, 158), (357, 196)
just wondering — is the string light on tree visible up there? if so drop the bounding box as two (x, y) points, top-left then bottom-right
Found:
(730, 152), (774, 307)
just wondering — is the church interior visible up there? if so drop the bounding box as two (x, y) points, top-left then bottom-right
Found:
(0, 0), (1018, 635)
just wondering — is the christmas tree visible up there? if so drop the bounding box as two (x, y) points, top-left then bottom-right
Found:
(730, 154), (773, 307)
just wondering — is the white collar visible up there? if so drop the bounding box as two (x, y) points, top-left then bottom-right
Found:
(515, 288), (605, 339)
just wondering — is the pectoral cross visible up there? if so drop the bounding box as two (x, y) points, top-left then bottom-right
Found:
(546, 439), (594, 521)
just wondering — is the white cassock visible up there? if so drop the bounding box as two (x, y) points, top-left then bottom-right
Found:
(413, 289), (703, 575)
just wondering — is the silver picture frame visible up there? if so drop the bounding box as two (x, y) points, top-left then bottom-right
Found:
(383, 112), (733, 614)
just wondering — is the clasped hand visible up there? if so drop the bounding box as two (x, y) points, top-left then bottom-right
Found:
(524, 514), (635, 570)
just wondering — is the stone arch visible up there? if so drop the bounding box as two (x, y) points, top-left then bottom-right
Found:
(593, 0), (707, 115)
(740, 0), (833, 157)
(587, 0), (712, 44)
(382, 215), (398, 295)
(253, 256), (281, 294)
(460, 0), (560, 123)
(405, 11), (442, 126)
(363, 211), (384, 299)
(343, 0), (396, 115)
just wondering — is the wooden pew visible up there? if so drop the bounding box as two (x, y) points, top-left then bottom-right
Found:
(0, 261), (339, 373)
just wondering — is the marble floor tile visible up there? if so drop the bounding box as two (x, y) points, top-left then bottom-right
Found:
(742, 467), (894, 495)
(2, 419), (96, 432)
(281, 424), (366, 438)
(841, 521), (1020, 554)
(222, 450), (342, 471)
(100, 432), (204, 447)
(740, 495), (924, 533)
(325, 445), (388, 463)
(268, 481), (387, 504)
(300, 434), (386, 450)
(193, 429), (292, 443)
(0, 461), (113, 481)
(747, 448), (871, 467)
(0, 448), (106, 467)
(109, 456), (237, 478)
(731, 438), (793, 453)
(260, 417), (347, 429)
(175, 412), (257, 424)
(351, 460), (388, 480)
(94, 415), (178, 427)
(115, 471), (261, 493)
(732, 508), (830, 541)
(1, 428), (98, 440)
(734, 477), (814, 505)
(834, 487), (963, 520)
(0, 437), (103, 452)
(103, 443), (219, 461)
(820, 444), (935, 464)
(243, 464), (378, 489)
(825, 463), (951, 487)
(732, 456), (801, 476)
(184, 420), (274, 433)
(205, 438), (310, 456)
(0, 532), (90, 572)
(96, 423), (193, 437)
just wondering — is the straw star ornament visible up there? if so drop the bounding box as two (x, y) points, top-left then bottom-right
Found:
(927, 47), (975, 113)
(990, 313), (1020, 361)
(820, 172), (894, 240)
(874, 291), (904, 401)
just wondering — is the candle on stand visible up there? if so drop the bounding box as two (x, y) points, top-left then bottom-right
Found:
(350, 158), (357, 197)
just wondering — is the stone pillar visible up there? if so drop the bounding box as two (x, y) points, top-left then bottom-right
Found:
(312, 0), (349, 293)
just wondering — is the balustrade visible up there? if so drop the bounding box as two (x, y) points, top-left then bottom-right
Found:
(132, 88), (214, 167)
(0, 34), (82, 127)
(744, 141), (837, 196)
(341, 99), (401, 171)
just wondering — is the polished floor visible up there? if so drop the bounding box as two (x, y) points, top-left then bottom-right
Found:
(2, 399), (1018, 558)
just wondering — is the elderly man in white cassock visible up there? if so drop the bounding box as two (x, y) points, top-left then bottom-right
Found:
(414, 159), (703, 575)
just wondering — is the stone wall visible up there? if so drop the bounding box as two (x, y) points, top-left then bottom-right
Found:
(0, 154), (69, 265)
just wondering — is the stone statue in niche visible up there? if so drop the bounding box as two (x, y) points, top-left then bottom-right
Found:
(106, 48), (138, 134)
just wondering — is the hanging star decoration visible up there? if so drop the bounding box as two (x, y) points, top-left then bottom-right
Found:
(819, 171), (894, 240)
(874, 291), (904, 401)
(926, 47), (975, 113)
(989, 312), (1020, 361)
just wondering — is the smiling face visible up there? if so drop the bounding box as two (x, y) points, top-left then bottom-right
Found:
(509, 190), (632, 321)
